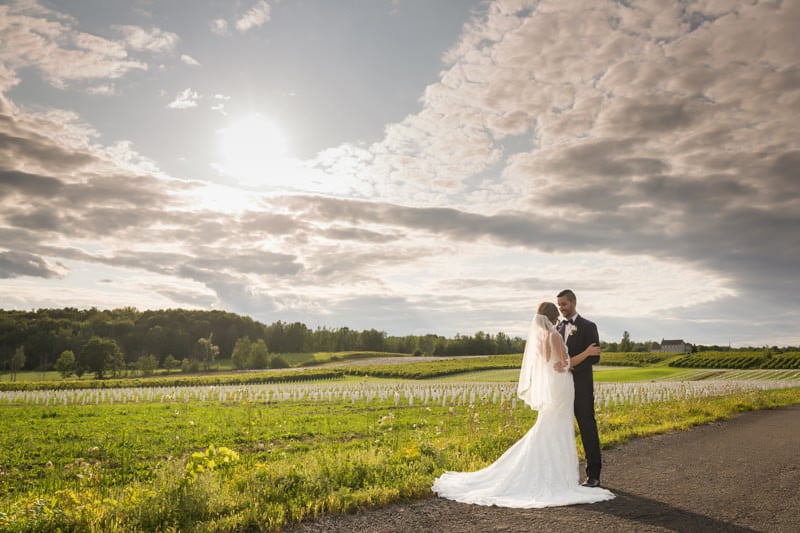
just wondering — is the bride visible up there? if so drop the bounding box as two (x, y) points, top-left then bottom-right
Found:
(432, 302), (615, 508)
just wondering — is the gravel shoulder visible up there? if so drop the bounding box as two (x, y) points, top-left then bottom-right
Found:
(289, 404), (800, 533)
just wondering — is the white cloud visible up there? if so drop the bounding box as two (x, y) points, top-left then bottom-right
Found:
(210, 18), (228, 36)
(180, 54), (201, 66)
(300, 0), (800, 336)
(85, 83), (116, 95)
(208, 2), (271, 37)
(0, 3), (147, 89)
(235, 1), (271, 32)
(113, 24), (179, 53)
(1, 0), (798, 346)
(209, 93), (230, 113)
(167, 88), (199, 109)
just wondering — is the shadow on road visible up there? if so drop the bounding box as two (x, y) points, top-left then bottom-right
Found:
(594, 489), (759, 533)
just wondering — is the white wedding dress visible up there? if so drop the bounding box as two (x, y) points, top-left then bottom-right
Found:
(432, 314), (615, 508)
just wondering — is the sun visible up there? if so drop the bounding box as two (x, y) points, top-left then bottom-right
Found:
(217, 114), (290, 186)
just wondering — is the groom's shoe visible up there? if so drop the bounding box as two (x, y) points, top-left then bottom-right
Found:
(581, 478), (601, 488)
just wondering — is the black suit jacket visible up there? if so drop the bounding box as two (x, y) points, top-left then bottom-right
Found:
(564, 314), (600, 376)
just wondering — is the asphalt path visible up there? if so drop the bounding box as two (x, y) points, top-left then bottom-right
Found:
(289, 404), (800, 532)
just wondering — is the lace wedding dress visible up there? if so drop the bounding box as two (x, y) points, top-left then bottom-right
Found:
(432, 314), (615, 508)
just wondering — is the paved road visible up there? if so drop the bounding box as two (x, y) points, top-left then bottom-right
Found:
(290, 404), (800, 532)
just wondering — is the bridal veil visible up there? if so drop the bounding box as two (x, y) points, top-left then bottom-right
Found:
(517, 313), (562, 410)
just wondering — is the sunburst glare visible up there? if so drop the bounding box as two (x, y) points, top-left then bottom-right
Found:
(216, 114), (290, 187)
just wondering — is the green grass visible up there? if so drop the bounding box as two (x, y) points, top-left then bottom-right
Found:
(422, 366), (712, 383)
(3, 369), (84, 382)
(593, 389), (799, 445)
(433, 369), (521, 382)
(346, 363), (800, 383)
(592, 366), (690, 382)
(340, 354), (522, 379)
(1, 380), (798, 532)
(0, 368), (345, 392)
(427, 366), (690, 383)
(297, 351), (415, 366)
(669, 351), (800, 370)
(594, 352), (675, 367)
(1, 349), (798, 531)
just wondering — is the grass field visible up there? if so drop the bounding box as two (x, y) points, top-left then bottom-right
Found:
(428, 366), (800, 384)
(1, 353), (799, 532)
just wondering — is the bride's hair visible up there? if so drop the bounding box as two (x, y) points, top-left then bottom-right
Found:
(537, 302), (559, 323)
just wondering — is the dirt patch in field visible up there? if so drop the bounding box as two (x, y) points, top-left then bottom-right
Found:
(288, 404), (800, 533)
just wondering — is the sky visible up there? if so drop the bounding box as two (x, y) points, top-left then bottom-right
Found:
(0, 0), (798, 347)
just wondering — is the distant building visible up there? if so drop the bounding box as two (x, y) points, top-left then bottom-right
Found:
(659, 339), (692, 353)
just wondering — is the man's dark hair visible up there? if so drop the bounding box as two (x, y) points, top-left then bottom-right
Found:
(557, 289), (576, 302)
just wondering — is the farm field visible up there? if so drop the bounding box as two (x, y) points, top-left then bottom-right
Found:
(1, 356), (799, 532)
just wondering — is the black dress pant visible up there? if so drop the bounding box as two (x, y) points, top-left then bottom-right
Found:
(573, 369), (601, 480)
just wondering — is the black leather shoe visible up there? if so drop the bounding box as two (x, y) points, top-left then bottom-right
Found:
(581, 478), (600, 488)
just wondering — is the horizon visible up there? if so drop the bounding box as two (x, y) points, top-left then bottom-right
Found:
(1, 1), (798, 348)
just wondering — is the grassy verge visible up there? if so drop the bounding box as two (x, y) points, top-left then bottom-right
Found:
(295, 351), (414, 366)
(593, 366), (693, 382)
(0, 368), (345, 392)
(340, 354), (522, 379)
(1, 384), (797, 532)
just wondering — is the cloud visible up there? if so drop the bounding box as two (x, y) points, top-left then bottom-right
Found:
(0, 250), (66, 279)
(0, 0), (798, 345)
(307, 0), (798, 307)
(0, 118), (97, 175)
(209, 2), (271, 37)
(112, 25), (179, 54)
(210, 18), (228, 35)
(209, 93), (230, 113)
(0, 2), (147, 89)
(167, 88), (199, 109)
(235, 1), (271, 32)
(85, 83), (116, 95)
(180, 54), (201, 66)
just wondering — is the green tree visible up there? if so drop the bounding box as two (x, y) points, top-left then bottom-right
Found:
(163, 354), (179, 373)
(269, 354), (289, 369)
(359, 328), (386, 352)
(136, 354), (158, 377)
(196, 334), (219, 371)
(181, 358), (200, 373)
(619, 331), (633, 352)
(249, 339), (269, 369)
(79, 336), (123, 379)
(54, 349), (76, 378)
(10, 346), (25, 381)
(231, 337), (252, 370)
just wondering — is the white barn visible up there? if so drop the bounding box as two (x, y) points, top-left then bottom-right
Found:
(658, 339), (692, 353)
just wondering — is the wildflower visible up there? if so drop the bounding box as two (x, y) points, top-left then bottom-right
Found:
(402, 446), (421, 460)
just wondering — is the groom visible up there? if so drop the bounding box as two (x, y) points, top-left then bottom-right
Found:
(557, 289), (603, 487)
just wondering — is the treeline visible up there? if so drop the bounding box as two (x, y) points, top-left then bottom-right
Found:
(601, 331), (799, 353)
(601, 341), (800, 353)
(0, 308), (525, 376)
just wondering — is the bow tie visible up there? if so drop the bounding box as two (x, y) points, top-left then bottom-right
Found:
(559, 319), (574, 327)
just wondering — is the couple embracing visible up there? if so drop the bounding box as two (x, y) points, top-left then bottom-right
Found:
(432, 289), (615, 508)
